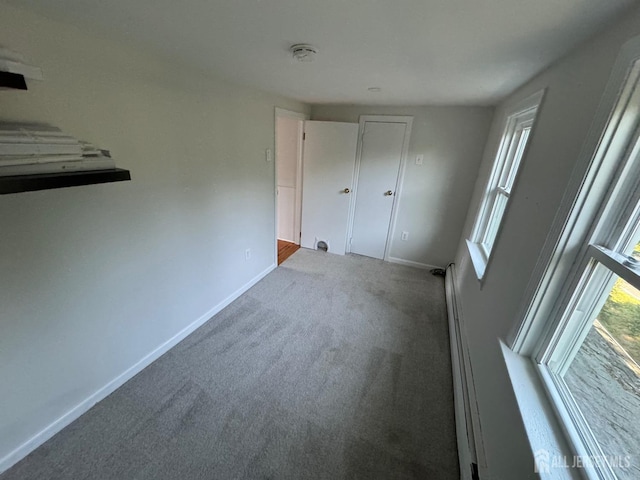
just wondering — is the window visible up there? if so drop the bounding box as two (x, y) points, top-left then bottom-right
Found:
(511, 42), (640, 479)
(540, 237), (640, 479)
(467, 90), (543, 280)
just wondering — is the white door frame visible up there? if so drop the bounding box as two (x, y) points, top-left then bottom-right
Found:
(346, 115), (413, 260)
(274, 107), (308, 262)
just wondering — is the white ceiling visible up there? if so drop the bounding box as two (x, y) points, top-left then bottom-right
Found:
(4, 0), (637, 105)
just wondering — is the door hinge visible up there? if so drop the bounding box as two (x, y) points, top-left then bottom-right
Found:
(303, 132), (306, 140)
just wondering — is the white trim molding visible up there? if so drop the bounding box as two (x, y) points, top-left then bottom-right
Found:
(386, 256), (442, 270)
(0, 263), (276, 475)
(500, 343), (580, 480)
(465, 239), (487, 281)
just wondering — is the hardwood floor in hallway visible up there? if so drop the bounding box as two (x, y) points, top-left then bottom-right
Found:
(277, 240), (299, 265)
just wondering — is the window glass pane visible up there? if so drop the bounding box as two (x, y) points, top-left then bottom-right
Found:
(497, 129), (521, 189)
(502, 127), (531, 190)
(564, 274), (640, 479)
(619, 222), (640, 260)
(481, 192), (508, 254)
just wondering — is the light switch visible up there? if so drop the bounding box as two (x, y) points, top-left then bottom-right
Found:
(266, 148), (272, 162)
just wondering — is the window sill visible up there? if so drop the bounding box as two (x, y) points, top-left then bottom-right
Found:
(499, 340), (582, 479)
(466, 239), (487, 280)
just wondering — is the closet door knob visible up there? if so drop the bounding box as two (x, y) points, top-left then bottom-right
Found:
(385, 190), (393, 196)
(343, 188), (351, 194)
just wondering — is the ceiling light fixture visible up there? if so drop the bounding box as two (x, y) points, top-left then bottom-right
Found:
(290, 44), (318, 62)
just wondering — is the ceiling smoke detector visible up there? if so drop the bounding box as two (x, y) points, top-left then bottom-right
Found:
(290, 44), (317, 62)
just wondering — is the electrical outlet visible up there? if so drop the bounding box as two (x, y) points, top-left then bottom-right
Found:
(265, 148), (272, 162)
(401, 231), (409, 241)
(245, 248), (251, 260)
(415, 155), (424, 165)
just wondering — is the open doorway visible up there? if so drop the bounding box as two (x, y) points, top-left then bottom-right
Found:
(275, 108), (307, 265)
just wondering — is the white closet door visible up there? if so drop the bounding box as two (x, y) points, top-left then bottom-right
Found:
(350, 121), (407, 259)
(300, 121), (358, 255)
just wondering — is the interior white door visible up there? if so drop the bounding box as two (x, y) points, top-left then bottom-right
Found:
(301, 121), (359, 255)
(350, 121), (407, 259)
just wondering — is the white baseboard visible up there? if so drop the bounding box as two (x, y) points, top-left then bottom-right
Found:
(386, 256), (443, 270)
(0, 263), (276, 475)
(445, 263), (486, 480)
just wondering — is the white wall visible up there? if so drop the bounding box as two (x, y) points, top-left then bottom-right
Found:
(310, 106), (493, 268)
(453, 6), (640, 478)
(0, 4), (308, 469)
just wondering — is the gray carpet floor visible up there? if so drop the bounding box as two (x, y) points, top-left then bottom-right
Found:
(1, 249), (458, 480)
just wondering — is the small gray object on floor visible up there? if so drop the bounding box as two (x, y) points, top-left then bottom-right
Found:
(2, 249), (459, 480)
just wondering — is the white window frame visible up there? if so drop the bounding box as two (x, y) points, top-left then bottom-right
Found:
(537, 183), (640, 479)
(467, 90), (544, 280)
(507, 36), (640, 480)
